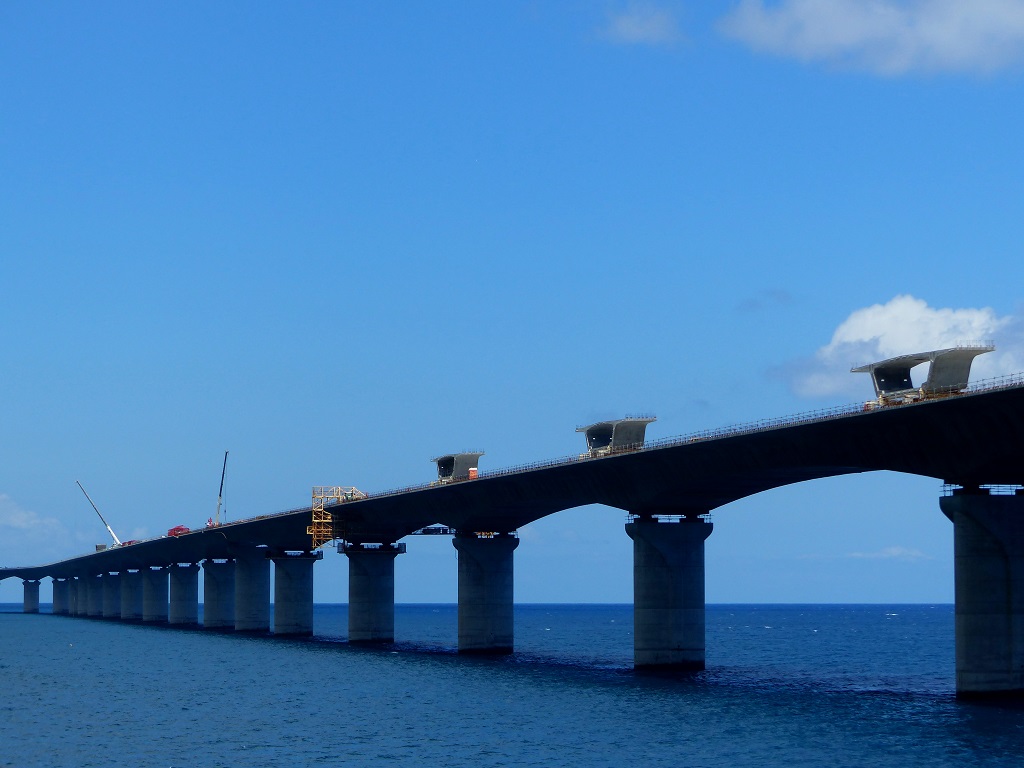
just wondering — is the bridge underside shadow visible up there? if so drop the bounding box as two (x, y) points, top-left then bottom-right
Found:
(7, 382), (1024, 698)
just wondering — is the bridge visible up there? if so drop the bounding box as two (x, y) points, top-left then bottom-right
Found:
(4, 351), (1024, 699)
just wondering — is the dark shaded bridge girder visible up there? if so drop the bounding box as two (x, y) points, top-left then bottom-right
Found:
(4, 382), (1024, 582)
(4, 382), (1024, 697)
(348, 380), (1024, 535)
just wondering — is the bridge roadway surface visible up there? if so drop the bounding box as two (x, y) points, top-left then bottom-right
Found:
(3, 379), (1024, 582)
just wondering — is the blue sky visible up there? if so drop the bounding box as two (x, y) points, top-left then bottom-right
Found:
(2, 1), (1024, 604)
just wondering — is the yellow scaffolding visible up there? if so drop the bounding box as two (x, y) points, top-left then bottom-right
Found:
(308, 486), (366, 549)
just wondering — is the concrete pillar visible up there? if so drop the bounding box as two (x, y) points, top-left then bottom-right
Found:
(68, 580), (77, 615)
(142, 567), (169, 622)
(273, 553), (321, 636)
(345, 544), (403, 643)
(235, 549), (270, 632)
(86, 575), (104, 617)
(120, 570), (143, 620)
(626, 515), (713, 669)
(102, 573), (121, 618)
(52, 578), (69, 615)
(74, 577), (88, 616)
(941, 490), (1024, 698)
(70, 578), (83, 616)
(168, 563), (200, 626)
(202, 560), (236, 629)
(22, 580), (40, 614)
(452, 534), (519, 654)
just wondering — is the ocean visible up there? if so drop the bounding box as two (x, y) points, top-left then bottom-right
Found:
(2, 604), (1023, 767)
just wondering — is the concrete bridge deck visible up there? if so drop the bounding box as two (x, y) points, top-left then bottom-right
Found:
(4, 375), (1024, 697)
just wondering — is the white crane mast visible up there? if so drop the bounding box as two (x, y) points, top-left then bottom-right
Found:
(75, 480), (122, 547)
(215, 450), (228, 526)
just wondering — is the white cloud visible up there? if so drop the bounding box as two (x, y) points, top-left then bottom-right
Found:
(0, 494), (64, 537)
(599, 3), (683, 47)
(847, 545), (929, 560)
(719, 0), (1024, 75)
(0, 494), (80, 567)
(787, 295), (1024, 399)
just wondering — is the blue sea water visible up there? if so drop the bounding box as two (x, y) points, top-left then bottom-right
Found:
(2, 604), (1023, 767)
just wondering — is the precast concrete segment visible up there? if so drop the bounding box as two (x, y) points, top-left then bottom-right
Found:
(120, 570), (143, 620)
(22, 580), (40, 614)
(941, 491), (1024, 698)
(346, 547), (401, 643)
(202, 560), (235, 629)
(52, 578), (69, 615)
(142, 567), (169, 622)
(87, 575), (104, 617)
(102, 573), (122, 618)
(235, 550), (270, 632)
(169, 563), (200, 625)
(272, 554), (319, 636)
(452, 534), (519, 654)
(626, 516), (713, 669)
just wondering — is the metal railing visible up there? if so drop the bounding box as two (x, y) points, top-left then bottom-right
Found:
(200, 370), (1024, 526)
(365, 371), (1024, 501)
(942, 484), (1024, 497)
(46, 371), (1024, 562)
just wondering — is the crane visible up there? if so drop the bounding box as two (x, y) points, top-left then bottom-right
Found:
(75, 480), (122, 547)
(214, 450), (228, 526)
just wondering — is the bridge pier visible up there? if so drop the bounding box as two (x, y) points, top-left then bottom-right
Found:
(87, 574), (104, 617)
(453, 533), (519, 654)
(121, 570), (143, 620)
(102, 573), (121, 618)
(169, 563), (200, 626)
(941, 489), (1024, 698)
(235, 549), (270, 632)
(71, 577), (85, 616)
(345, 544), (404, 643)
(22, 580), (39, 614)
(142, 567), (169, 622)
(273, 552), (321, 636)
(52, 578), (69, 615)
(625, 514), (713, 669)
(202, 560), (235, 629)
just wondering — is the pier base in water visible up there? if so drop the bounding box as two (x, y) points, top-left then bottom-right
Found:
(235, 549), (271, 632)
(142, 567), (169, 622)
(120, 570), (143, 620)
(626, 515), (712, 670)
(102, 573), (121, 618)
(346, 545), (401, 643)
(203, 560), (235, 629)
(942, 489), (1024, 698)
(51, 578), (69, 615)
(169, 563), (200, 626)
(72, 577), (86, 618)
(87, 574), (104, 617)
(22, 580), (39, 614)
(273, 552), (320, 636)
(453, 533), (519, 654)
